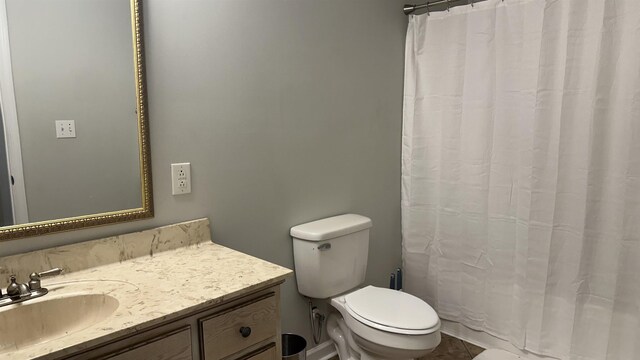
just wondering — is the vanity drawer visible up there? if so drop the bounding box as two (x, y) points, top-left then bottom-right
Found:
(102, 326), (192, 360)
(237, 343), (276, 360)
(200, 293), (277, 360)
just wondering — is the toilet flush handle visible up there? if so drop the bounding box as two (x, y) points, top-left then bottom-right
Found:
(318, 243), (332, 251)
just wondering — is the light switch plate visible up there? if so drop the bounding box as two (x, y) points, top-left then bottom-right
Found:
(55, 120), (76, 138)
(171, 162), (191, 195)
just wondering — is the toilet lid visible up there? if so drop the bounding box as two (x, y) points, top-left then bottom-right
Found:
(344, 286), (440, 335)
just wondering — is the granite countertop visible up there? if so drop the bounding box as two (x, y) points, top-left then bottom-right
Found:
(0, 219), (293, 360)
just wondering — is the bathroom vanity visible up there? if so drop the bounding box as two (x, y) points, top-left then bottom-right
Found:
(0, 219), (292, 360)
(65, 286), (281, 360)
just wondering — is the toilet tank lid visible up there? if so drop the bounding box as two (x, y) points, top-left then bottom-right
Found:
(290, 214), (372, 241)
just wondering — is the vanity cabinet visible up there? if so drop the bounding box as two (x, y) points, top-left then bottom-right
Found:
(100, 327), (192, 360)
(63, 285), (282, 360)
(200, 293), (277, 360)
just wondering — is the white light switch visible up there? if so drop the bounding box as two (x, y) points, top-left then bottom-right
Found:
(171, 163), (191, 195)
(55, 120), (76, 138)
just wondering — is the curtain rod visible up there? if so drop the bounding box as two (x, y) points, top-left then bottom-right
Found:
(404, 0), (492, 15)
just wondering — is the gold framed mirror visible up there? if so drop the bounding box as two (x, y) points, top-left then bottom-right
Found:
(0, 0), (152, 241)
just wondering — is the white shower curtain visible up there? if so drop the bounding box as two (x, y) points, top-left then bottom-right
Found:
(401, 0), (640, 359)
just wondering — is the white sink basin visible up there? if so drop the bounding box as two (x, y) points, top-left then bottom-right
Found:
(0, 293), (119, 352)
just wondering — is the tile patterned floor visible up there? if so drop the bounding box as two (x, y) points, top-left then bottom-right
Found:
(327, 334), (485, 360)
(421, 334), (485, 359)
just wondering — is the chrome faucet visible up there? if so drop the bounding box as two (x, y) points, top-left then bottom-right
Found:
(6, 275), (30, 297)
(0, 267), (63, 308)
(28, 268), (63, 290)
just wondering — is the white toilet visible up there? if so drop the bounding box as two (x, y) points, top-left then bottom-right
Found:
(291, 214), (441, 360)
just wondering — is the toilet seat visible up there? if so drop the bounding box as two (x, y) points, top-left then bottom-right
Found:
(344, 286), (439, 335)
(330, 291), (442, 359)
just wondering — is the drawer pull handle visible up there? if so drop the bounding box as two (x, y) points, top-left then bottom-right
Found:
(239, 326), (252, 338)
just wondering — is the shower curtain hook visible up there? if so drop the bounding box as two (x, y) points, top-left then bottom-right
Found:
(470, 0), (475, 7)
(446, 0), (451, 12)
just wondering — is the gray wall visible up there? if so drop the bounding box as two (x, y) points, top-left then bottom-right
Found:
(0, 0), (407, 345)
(6, 0), (141, 222)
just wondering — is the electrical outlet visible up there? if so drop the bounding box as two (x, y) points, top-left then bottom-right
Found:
(55, 120), (76, 138)
(171, 163), (191, 195)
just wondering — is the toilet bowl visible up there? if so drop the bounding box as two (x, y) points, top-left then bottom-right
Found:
(291, 214), (441, 360)
(327, 286), (440, 360)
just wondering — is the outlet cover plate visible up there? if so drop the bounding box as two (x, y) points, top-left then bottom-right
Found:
(171, 162), (191, 195)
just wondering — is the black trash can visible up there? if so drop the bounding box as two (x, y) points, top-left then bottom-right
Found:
(282, 334), (307, 360)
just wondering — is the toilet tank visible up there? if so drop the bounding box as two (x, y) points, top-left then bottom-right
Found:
(291, 214), (372, 299)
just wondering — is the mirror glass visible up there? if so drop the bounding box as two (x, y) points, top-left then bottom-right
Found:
(0, 0), (152, 238)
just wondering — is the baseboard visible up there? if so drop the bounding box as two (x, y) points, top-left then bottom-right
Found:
(306, 340), (338, 360)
